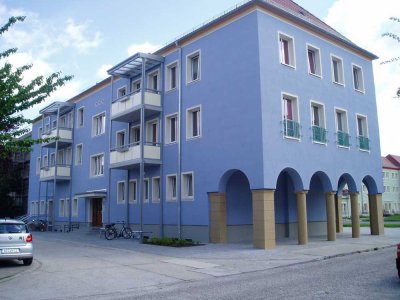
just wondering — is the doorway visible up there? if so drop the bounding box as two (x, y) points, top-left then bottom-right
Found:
(91, 198), (103, 227)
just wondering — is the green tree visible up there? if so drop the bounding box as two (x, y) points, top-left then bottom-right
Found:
(0, 16), (73, 157)
(381, 17), (400, 97)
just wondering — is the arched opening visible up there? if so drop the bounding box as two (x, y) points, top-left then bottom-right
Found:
(275, 168), (303, 241)
(362, 175), (384, 236)
(337, 174), (360, 238)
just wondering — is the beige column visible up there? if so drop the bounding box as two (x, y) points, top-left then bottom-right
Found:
(350, 193), (360, 238)
(335, 195), (343, 233)
(252, 189), (276, 249)
(296, 191), (308, 245)
(325, 192), (336, 241)
(369, 194), (384, 235)
(208, 192), (227, 243)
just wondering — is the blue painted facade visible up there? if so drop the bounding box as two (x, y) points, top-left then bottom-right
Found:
(28, 0), (382, 243)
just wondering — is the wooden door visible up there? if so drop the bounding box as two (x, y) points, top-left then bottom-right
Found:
(92, 198), (103, 227)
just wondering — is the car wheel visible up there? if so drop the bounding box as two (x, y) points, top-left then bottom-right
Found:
(23, 258), (33, 266)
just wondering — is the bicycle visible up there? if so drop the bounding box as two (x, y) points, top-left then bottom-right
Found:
(104, 222), (132, 240)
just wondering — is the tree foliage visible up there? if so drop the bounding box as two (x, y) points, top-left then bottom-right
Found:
(0, 16), (73, 156)
(381, 17), (400, 97)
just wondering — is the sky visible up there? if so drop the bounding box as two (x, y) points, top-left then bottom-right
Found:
(0, 0), (399, 156)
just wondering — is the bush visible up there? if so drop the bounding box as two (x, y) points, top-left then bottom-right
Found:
(143, 237), (200, 247)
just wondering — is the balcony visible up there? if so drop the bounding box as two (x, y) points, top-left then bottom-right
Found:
(358, 136), (370, 151)
(283, 119), (300, 139)
(111, 90), (162, 123)
(109, 142), (161, 169)
(42, 127), (73, 148)
(312, 126), (327, 144)
(337, 131), (350, 147)
(40, 164), (71, 181)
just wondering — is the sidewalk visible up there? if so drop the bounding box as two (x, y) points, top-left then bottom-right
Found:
(34, 227), (399, 277)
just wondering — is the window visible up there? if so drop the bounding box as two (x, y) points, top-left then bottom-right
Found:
(331, 55), (344, 85)
(166, 62), (178, 90)
(132, 80), (141, 93)
(335, 109), (349, 147)
(282, 93), (300, 139)
(40, 200), (45, 215)
(279, 32), (295, 67)
(182, 172), (194, 199)
(50, 152), (56, 166)
(167, 175), (177, 200)
(152, 177), (160, 203)
(148, 71), (159, 91)
(59, 199), (65, 217)
(307, 44), (321, 77)
(144, 178), (149, 203)
(187, 51), (200, 83)
(116, 130), (126, 148)
(146, 119), (158, 145)
(166, 114), (178, 144)
(38, 127), (42, 138)
(186, 106), (201, 139)
(65, 198), (70, 217)
(66, 147), (72, 165)
(57, 149), (64, 165)
(92, 112), (106, 136)
(43, 155), (48, 167)
(357, 115), (369, 151)
(75, 144), (83, 165)
(130, 125), (140, 145)
(52, 120), (57, 129)
(77, 107), (84, 128)
(72, 198), (78, 217)
(129, 180), (137, 203)
(310, 102), (326, 144)
(45, 123), (50, 133)
(117, 181), (125, 204)
(352, 64), (365, 92)
(117, 86), (127, 98)
(91, 153), (104, 176)
(36, 157), (41, 175)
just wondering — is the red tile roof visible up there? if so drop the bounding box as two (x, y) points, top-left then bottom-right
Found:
(386, 154), (400, 168)
(382, 156), (399, 169)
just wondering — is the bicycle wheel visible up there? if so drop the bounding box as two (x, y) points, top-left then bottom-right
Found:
(105, 228), (116, 240)
(122, 227), (132, 239)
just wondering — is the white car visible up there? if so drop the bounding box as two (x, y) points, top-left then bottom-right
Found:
(0, 219), (33, 266)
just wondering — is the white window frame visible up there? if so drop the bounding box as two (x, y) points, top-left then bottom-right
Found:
(306, 44), (322, 77)
(281, 92), (300, 140)
(56, 149), (64, 165)
(75, 143), (83, 166)
(146, 118), (159, 145)
(132, 79), (141, 93)
(36, 157), (41, 175)
(166, 61), (178, 91)
(130, 125), (140, 145)
(186, 50), (201, 84)
(129, 179), (137, 204)
(152, 177), (160, 203)
(43, 154), (48, 167)
(38, 127), (42, 138)
(117, 181), (126, 204)
(65, 147), (72, 165)
(182, 172), (194, 200)
(334, 107), (349, 134)
(52, 120), (57, 129)
(144, 178), (149, 203)
(356, 114), (369, 138)
(59, 199), (65, 217)
(65, 198), (70, 217)
(278, 32), (296, 68)
(330, 54), (345, 86)
(117, 85), (127, 99)
(40, 200), (45, 215)
(186, 105), (201, 140)
(148, 70), (160, 91)
(166, 174), (177, 201)
(92, 111), (106, 137)
(72, 198), (78, 217)
(90, 153), (105, 177)
(165, 113), (178, 144)
(352, 64), (365, 93)
(116, 130), (126, 148)
(77, 107), (84, 128)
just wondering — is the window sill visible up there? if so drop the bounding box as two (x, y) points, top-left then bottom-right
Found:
(182, 197), (194, 202)
(117, 201), (126, 205)
(308, 72), (322, 79)
(283, 135), (301, 141)
(354, 88), (365, 94)
(281, 62), (296, 69)
(186, 135), (202, 141)
(90, 174), (105, 178)
(92, 133), (106, 138)
(312, 140), (327, 146)
(166, 87), (178, 93)
(337, 145), (350, 150)
(186, 78), (201, 85)
(359, 148), (370, 153)
(333, 81), (345, 87)
(165, 141), (178, 146)
(166, 198), (177, 202)
(152, 199), (161, 204)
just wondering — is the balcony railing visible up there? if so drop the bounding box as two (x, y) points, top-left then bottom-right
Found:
(358, 135), (370, 151)
(111, 89), (161, 121)
(283, 119), (300, 139)
(312, 126), (327, 143)
(40, 164), (71, 181)
(337, 131), (350, 147)
(42, 127), (73, 145)
(110, 142), (161, 168)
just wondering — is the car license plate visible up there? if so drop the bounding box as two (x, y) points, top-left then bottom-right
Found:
(1, 248), (19, 254)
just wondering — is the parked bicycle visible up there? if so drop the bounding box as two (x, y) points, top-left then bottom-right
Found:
(104, 222), (132, 240)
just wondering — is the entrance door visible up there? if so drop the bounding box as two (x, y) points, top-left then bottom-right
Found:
(92, 198), (103, 227)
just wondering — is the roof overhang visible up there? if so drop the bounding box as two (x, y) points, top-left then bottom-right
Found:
(39, 101), (75, 116)
(74, 190), (107, 199)
(107, 52), (164, 78)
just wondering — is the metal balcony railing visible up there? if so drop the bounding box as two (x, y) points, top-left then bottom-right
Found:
(337, 131), (350, 147)
(358, 135), (370, 151)
(283, 119), (300, 139)
(312, 125), (327, 143)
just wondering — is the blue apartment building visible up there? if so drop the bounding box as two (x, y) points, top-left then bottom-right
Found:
(28, 0), (384, 249)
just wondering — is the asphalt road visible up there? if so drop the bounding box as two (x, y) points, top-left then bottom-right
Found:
(120, 247), (400, 300)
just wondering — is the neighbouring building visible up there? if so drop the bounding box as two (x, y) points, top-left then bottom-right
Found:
(28, 0), (384, 249)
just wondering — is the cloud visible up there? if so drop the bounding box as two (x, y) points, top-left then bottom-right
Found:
(127, 42), (160, 56)
(325, 0), (400, 156)
(96, 64), (113, 79)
